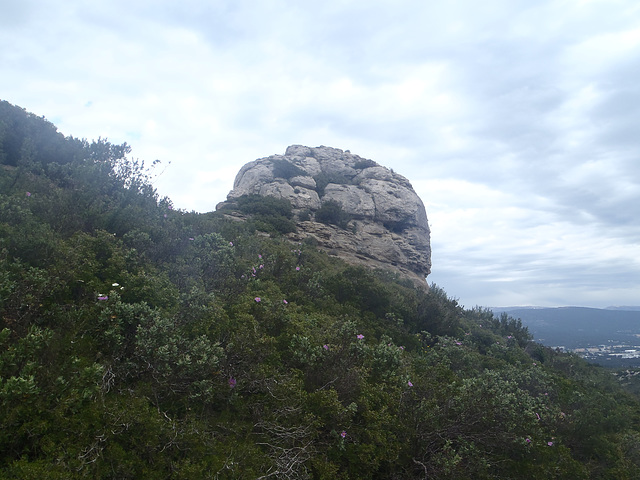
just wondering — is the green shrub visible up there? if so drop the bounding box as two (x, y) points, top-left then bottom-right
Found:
(233, 194), (293, 219)
(353, 159), (377, 169)
(315, 200), (351, 229)
(271, 159), (306, 179)
(314, 172), (351, 196)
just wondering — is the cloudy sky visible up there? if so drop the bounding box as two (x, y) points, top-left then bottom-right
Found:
(2, 0), (639, 308)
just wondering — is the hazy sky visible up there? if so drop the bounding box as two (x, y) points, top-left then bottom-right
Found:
(2, 0), (639, 308)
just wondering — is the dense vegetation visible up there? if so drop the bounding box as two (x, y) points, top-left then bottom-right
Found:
(2, 100), (640, 479)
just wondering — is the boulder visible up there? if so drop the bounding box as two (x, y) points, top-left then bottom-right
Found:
(219, 145), (431, 288)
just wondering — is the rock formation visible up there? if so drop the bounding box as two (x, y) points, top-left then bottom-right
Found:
(219, 145), (431, 288)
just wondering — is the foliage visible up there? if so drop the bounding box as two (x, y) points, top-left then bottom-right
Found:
(353, 159), (377, 170)
(315, 200), (352, 229)
(220, 194), (297, 234)
(271, 158), (307, 179)
(313, 171), (352, 196)
(1, 101), (640, 478)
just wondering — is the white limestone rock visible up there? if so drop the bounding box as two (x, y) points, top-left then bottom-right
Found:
(219, 145), (431, 287)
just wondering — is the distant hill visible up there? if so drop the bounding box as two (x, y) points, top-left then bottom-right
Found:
(491, 306), (640, 348)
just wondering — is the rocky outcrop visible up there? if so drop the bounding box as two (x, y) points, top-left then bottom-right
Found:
(219, 145), (431, 288)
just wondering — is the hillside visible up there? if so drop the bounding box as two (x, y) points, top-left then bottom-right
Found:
(2, 100), (640, 479)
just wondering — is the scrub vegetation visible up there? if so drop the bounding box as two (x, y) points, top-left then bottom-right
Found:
(2, 100), (640, 479)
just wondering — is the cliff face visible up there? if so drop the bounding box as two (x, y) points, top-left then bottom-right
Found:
(220, 145), (431, 288)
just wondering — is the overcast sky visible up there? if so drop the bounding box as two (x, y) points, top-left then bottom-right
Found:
(2, 0), (639, 308)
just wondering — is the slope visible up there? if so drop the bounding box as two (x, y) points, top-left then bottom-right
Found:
(1, 100), (640, 479)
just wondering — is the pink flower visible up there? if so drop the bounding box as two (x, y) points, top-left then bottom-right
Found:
(26, 192), (31, 197)
(255, 297), (261, 303)
(526, 438), (531, 443)
(356, 334), (364, 340)
(547, 441), (553, 446)
(535, 412), (540, 420)
(258, 254), (262, 259)
(228, 377), (237, 388)
(295, 266), (300, 271)
(340, 431), (347, 438)
(323, 344), (329, 350)
(283, 299), (288, 304)
(408, 380), (413, 387)
(229, 241), (234, 246)
(259, 264), (264, 269)
(97, 295), (108, 301)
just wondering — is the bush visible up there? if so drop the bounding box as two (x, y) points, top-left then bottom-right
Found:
(233, 194), (293, 219)
(353, 159), (377, 169)
(271, 159), (306, 179)
(315, 200), (351, 229)
(314, 172), (351, 196)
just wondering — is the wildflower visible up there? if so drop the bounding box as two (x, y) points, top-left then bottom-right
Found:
(455, 341), (462, 345)
(229, 241), (234, 246)
(258, 254), (262, 259)
(283, 299), (288, 304)
(189, 237), (194, 241)
(296, 266), (300, 271)
(111, 283), (119, 287)
(228, 377), (237, 388)
(356, 334), (364, 340)
(255, 297), (261, 303)
(547, 441), (553, 446)
(408, 380), (413, 387)
(526, 438), (531, 443)
(259, 264), (264, 269)
(340, 431), (347, 438)
(399, 346), (405, 350)
(535, 412), (541, 420)
(26, 192), (31, 197)
(323, 344), (329, 350)
(97, 295), (108, 301)
(163, 214), (167, 218)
